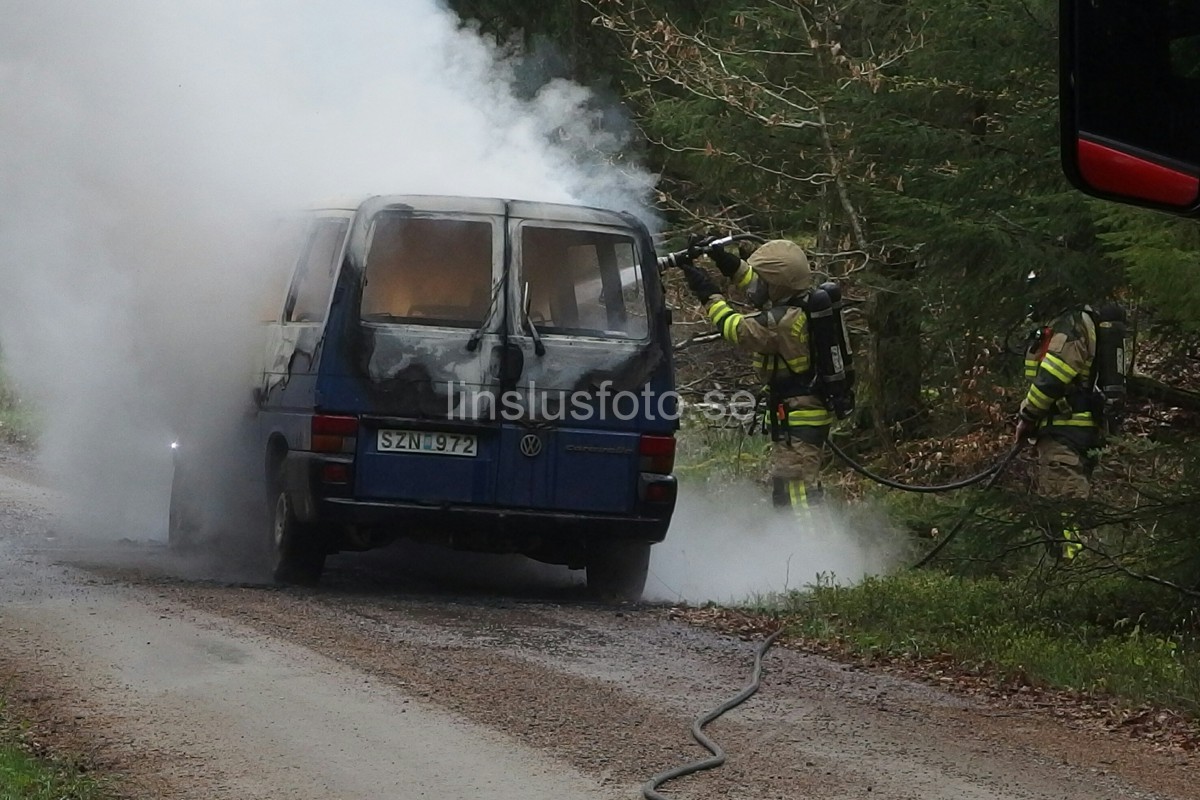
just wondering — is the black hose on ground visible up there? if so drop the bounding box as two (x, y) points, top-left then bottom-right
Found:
(639, 441), (1021, 796)
(828, 437), (1021, 494)
(910, 440), (1026, 569)
(642, 627), (784, 800)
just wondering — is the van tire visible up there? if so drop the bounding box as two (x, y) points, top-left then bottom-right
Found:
(586, 540), (651, 602)
(267, 483), (326, 586)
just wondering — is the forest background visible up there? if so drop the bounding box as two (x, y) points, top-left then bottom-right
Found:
(436, 0), (1200, 727)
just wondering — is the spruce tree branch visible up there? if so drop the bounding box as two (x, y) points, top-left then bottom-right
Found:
(1079, 543), (1200, 599)
(650, 189), (756, 234)
(642, 133), (835, 186)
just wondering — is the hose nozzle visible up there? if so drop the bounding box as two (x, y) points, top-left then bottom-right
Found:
(656, 234), (747, 272)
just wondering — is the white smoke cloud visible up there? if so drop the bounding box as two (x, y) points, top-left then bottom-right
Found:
(646, 482), (907, 605)
(0, 0), (656, 539)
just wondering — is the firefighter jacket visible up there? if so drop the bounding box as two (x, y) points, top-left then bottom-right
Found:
(1019, 307), (1101, 448)
(702, 259), (835, 430)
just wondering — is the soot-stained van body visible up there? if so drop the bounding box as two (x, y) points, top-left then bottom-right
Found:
(171, 195), (678, 600)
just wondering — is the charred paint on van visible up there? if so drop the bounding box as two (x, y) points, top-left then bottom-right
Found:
(177, 194), (678, 600)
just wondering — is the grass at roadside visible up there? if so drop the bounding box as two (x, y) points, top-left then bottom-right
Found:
(0, 709), (114, 800)
(673, 412), (768, 483)
(673, 416), (1200, 721)
(762, 571), (1200, 717)
(0, 747), (112, 800)
(0, 359), (39, 447)
(0, 402), (39, 447)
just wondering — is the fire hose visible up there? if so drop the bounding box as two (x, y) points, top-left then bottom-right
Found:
(822, 438), (1025, 568)
(828, 438), (1022, 494)
(642, 627), (784, 800)
(640, 445), (1021, 798)
(907, 440), (1025, 568)
(639, 446), (1023, 799)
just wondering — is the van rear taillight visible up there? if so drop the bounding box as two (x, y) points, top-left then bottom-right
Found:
(639, 434), (675, 474)
(312, 414), (358, 453)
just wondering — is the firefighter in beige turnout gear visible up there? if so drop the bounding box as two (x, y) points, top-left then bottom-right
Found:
(678, 239), (835, 515)
(1015, 305), (1112, 560)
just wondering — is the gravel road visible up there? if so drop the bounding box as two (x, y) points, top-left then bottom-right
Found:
(0, 453), (1196, 800)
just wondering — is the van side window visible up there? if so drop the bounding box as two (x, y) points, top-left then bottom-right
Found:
(521, 226), (649, 339)
(260, 217), (309, 323)
(360, 214), (494, 328)
(286, 218), (349, 324)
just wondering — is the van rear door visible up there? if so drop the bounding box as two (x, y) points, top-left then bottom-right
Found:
(497, 207), (670, 514)
(346, 204), (506, 507)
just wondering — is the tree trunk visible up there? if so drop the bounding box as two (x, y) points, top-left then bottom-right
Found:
(1128, 373), (1200, 411)
(866, 288), (924, 435)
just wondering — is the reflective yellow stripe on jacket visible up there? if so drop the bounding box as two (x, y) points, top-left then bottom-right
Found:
(1038, 411), (1095, 428)
(752, 353), (811, 381)
(786, 408), (834, 427)
(750, 313), (810, 375)
(763, 407), (835, 428)
(735, 265), (755, 290)
(1024, 383), (1056, 413)
(787, 311), (810, 373)
(1040, 353), (1078, 383)
(707, 299), (743, 344)
(1023, 352), (1095, 428)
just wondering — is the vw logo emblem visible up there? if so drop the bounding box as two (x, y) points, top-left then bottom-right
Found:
(519, 434), (543, 458)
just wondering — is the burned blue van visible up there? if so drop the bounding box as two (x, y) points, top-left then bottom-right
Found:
(171, 195), (678, 600)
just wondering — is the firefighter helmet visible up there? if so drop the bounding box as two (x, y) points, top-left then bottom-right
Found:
(747, 240), (811, 302)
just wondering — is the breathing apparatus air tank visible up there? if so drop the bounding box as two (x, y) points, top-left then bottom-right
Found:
(1090, 302), (1128, 434)
(821, 280), (855, 391)
(806, 282), (856, 419)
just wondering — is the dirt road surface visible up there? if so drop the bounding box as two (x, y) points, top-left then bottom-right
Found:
(0, 451), (1196, 800)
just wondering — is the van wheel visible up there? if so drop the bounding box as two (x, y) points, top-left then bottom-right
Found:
(267, 485), (326, 586)
(586, 541), (651, 602)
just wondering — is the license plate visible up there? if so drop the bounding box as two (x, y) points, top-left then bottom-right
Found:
(377, 429), (478, 457)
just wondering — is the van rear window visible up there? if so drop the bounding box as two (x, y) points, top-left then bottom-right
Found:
(361, 214), (494, 328)
(520, 226), (649, 340)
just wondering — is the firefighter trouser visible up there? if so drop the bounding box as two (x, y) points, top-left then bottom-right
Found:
(768, 398), (833, 518)
(1033, 435), (1094, 561)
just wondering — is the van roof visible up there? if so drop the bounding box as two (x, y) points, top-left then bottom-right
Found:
(304, 196), (370, 212)
(304, 194), (641, 226)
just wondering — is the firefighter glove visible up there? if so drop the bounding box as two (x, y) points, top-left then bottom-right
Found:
(685, 233), (711, 262)
(1014, 417), (1036, 444)
(707, 240), (741, 278)
(681, 263), (721, 302)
